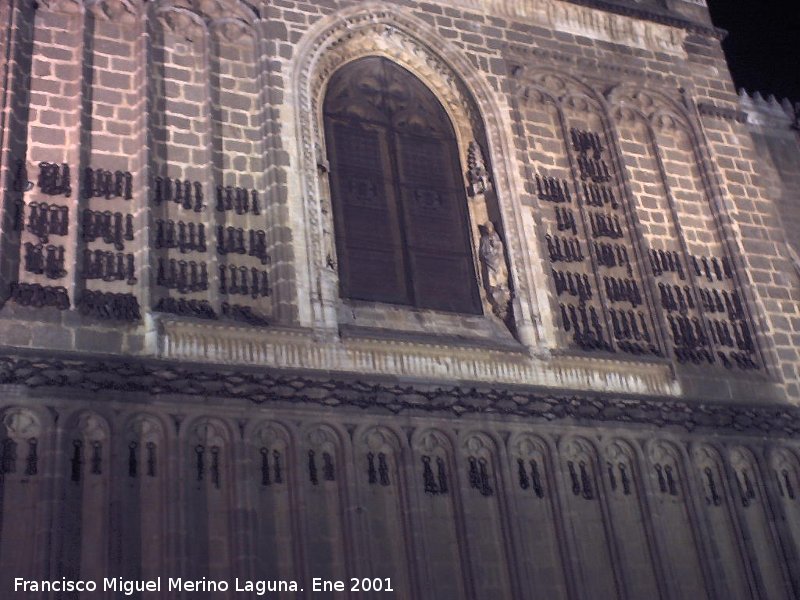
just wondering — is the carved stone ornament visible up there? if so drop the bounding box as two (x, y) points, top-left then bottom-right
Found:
(190, 418), (227, 446)
(606, 84), (693, 133)
(154, 0), (257, 28)
(479, 221), (512, 320)
(1, 352), (797, 437)
(519, 0), (687, 55)
(513, 69), (606, 119)
(467, 141), (491, 196)
(2, 409), (42, 441)
(75, 412), (109, 442)
(86, 0), (139, 22)
(157, 9), (205, 43)
(211, 20), (252, 43)
(39, 0), (84, 13)
(126, 414), (164, 444)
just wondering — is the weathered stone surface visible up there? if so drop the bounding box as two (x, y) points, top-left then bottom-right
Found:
(1, 0), (799, 597)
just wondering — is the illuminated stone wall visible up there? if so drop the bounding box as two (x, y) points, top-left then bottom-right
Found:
(0, 0), (798, 597)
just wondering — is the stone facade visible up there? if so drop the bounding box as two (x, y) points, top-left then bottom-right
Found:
(0, 0), (799, 598)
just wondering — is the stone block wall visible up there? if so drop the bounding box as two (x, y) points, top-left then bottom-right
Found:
(0, 0), (799, 597)
(0, 0), (797, 402)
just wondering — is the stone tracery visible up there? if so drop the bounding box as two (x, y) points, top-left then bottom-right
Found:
(293, 3), (540, 345)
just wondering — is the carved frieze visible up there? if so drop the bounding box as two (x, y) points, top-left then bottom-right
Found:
(0, 352), (797, 438)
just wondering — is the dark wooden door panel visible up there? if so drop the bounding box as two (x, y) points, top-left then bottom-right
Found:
(410, 253), (481, 314)
(329, 123), (385, 171)
(396, 135), (453, 185)
(342, 247), (409, 305)
(324, 56), (482, 315)
(400, 188), (471, 251)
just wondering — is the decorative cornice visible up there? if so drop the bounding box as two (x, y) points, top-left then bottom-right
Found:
(426, 0), (720, 41)
(504, 43), (673, 87)
(157, 317), (681, 397)
(495, 0), (689, 56)
(0, 351), (797, 438)
(559, 0), (723, 38)
(697, 101), (748, 124)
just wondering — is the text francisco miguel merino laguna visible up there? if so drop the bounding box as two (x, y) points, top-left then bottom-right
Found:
(14, 577), (309, 595)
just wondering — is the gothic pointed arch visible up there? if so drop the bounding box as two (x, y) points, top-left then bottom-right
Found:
(292, 2), (541, 344)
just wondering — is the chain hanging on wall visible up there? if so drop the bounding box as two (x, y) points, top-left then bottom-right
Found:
(27, 202), (68, 242)
(216, 227), (271, 267)
(12, 159), (33, 192)
(210, 446), (221, 489)
(25, 439), (38, 476)
(82, 210), (134, 250)
(517, 458), (545, 498)
(650, 244), (758, 370)
(146, 442), (156, 477)
(152, 176), (204, 212)
(570, 129), (610, 183)
(558, 302), (610, 351)
(322, 452), (335, 481)
(128, 441), (138, 477)
(76, 290), (141, 322)
(568, 460), (594, 500)
(218, 265), (271, 299)
(1, 439), (17, 474)
(467, 456), (493, 497)
(156, 258), (208, 293)
(775, 469), (796, 500)
(81, 249), (136, 284)
(215, 185), (260, 215)
(220, 302), (269, 327)
(8, 282), (70, 309)
(260, 448), (285, 486)
(367, 453), (390, 486)
(703, 467), (722, 506)
(83, 168), (133, 200)
(37, 162), (71, 197)
(23, 243), (66, 279)
(546, 234), (584, 263)
(308, 450), (318, 485)
(155, 220), (207, 253)
(70, 440), (83, 482)
(90, 441), (102, 475)
(536, 174), (572, 203)
(153, 297), (216, 319)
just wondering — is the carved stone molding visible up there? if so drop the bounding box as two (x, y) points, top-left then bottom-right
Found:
(1, 408), (42, 441)
(154, 0), (257, 24)
(85, 0), (140, 22)
(0, 352), (797, 438)
(697, 102), (749, 124)
(512, 67), (606, 110)
(156, 318), (680, 396)
(606, 84), (697, 136)
(38, 0), (84, 13)
(506, 43), (675, 90)
(442, 0), (718, 41)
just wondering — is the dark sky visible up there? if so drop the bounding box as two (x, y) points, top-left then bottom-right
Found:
(705, 0), (800, 102)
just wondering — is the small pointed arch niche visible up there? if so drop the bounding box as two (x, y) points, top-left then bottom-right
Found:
(322, 56), (482, 314)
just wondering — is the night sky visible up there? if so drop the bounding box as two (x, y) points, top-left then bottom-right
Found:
(705, 0), (800, 102)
